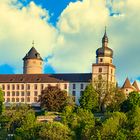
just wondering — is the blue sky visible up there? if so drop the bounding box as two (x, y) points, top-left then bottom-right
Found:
(0, 0), (140, 86)
(0, 0), (79, 74)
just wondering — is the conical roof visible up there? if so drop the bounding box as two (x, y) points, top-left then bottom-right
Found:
(122, 78), (133, 89)
(132, 81), (140, 91)
(23, 47), (43, 61)
(102, 27), (108, 44)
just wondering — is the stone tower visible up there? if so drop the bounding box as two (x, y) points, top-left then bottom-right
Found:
(92, 28), (116, 88)
(23, 42), (43, 74)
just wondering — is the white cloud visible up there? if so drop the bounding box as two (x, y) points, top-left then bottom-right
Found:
(0, 0), (140, 86)
(48, 0), (140, 86)
(0, 0), (57, 73)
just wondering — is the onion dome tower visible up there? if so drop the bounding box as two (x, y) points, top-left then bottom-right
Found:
(23, 41), (43, 74)
(92, 27), (116, 87)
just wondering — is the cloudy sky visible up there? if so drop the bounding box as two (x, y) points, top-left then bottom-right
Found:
(0, 0), (140, 86)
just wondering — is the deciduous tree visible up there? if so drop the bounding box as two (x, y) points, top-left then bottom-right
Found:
(38, 86), (68, 112)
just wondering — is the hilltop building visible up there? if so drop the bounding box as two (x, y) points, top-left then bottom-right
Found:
(0, 29), (139, 106)
(121, 78), (140, 95)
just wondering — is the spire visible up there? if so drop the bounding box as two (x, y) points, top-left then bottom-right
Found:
(132, 81), (140, 91)
(32, 40), (35, 47)
(23, 41), (43, 61)
(102, 26), (108, 47)
(122, 78), (133, 89)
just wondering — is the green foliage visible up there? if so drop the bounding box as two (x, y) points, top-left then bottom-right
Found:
(101, 112), (127, 139)
(39, 86), (68, 112)
(62, 107), (95, 140)
(107, 89), (126, 112)
(79, 84), (99, 112)
(38, 122), (74, 140)
(127, 106), (140, 139)
(0, 88), (4, 115)
(121, 91), (140, 112)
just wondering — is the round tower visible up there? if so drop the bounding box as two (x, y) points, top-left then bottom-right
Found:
(23, 42), (43, 74)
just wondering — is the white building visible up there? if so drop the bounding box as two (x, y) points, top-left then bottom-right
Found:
(0, 29), (138, 106)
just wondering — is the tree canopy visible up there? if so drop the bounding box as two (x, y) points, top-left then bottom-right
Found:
(79, 84), (99, 112)
(38, 85), (68, 112)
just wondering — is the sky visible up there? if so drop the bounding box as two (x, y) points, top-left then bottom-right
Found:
(0, 0), (140, 86)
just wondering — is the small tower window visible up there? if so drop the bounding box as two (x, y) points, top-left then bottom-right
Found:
(99, 68), (102, 73)
(100, 58), (103, 62)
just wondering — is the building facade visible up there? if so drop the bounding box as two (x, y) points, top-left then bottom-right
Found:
(0, 29), (139, 106)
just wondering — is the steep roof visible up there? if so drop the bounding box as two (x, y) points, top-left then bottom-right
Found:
(122, 78), (134, 89)
(132, 81), (140, 91)
(23, 47), (43, 61)
(0, 73), (92, 83)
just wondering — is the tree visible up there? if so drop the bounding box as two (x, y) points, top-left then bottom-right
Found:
(38, 122), (74, 140)
(0, 104), (35, 138)
(127, 106), (140, 139)
(79, 84), (99, 112)
(93, 78), (117, 112)
(0, 88), (4, 115)
(101, 112), (127, 140)
(107, 89), (126, 112)
(121, 91), (140, 112)
(62, 107), (95, 140)
(38, 86), (68, 112)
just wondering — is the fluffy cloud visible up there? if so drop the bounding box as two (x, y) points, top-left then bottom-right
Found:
(0, 0), (140, 86)
(0, 0), (57, 73)
(49, 0), (140, 85)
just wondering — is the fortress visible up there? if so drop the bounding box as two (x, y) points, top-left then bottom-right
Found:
(0, 29), (139, 106)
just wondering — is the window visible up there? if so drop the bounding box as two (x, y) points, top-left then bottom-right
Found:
(16, 98), (19, 102)
(27, 97), (30, 102)
(12, 91), (15, 96)
(111, 76), (113, 81)
(81, 84), (84, 89)
(99, 68), (102, 73)
(7, 98), (10, 102)
(21, 92), (24, 96)
(3, 92), (5, 96)
(111, 69), (113, 74)
(7, 92), (10, 96)
(72, 91), (76, 96)
(21, 98), (24, 102)
(34, 91), (38, 96)
(41, 84), (44, 90)
(64, 84), (67, 90)
(12, 98), (15, 102)
(21, 84), (24, 90)
(17, 84), (19, 90)
(27, 84), (30, 90)
(16, 91), (19, 96)
(98, 75), (102, 80)
(12, 85), (15, 90)
(27, 91), (30, 96)
(7, 85), (10, 90)
(34, 97), (37, 102)
(100, 58), (103, 62)
(73, 84), (76, 89)
(34, 84), (37, 90)
(2, 85), (5, 90)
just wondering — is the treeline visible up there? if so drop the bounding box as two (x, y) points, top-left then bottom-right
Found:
(0, 84), (140, 140)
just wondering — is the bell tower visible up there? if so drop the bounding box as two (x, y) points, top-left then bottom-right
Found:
(92, 28), (116, 88)
(23, 41), (43, 74)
